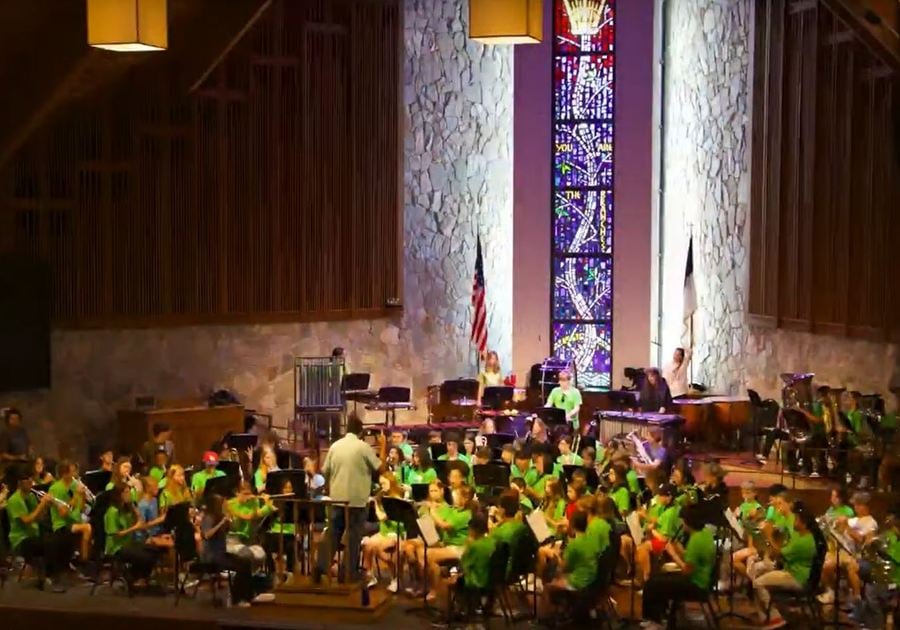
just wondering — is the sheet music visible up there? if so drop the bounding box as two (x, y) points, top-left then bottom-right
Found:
(626, 510), (643, 545)
(416, 514), (441, 546)
(526, 509), (553, 543)
(629, 432), (653, 465)
(724, 508), (745, 539)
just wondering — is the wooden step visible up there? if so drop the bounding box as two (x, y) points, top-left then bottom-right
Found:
(256, 577), (392, 623)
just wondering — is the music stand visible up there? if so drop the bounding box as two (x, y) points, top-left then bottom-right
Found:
(83, 469), (112, 497)
(216, 460), (242, 480)
(608, 390), (639, 408)
(482, 386), (514, 410)
(204, 475), (238, 501)
(713, 508), (754, 624)
(411, 484), (430, 502)
(429, 443), (448, 460)
(562, 464), (600, 490)
(225, 433), (258, 451)
(433, 460), (450, 484)
(485, 433), (516, 449)
(381, 497), (417, 591)
(265, 469), (306, 497)
(538, 407), (567, 428)
(473, 462), (511, 490)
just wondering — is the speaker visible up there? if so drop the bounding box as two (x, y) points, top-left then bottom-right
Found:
(0, 256), (50, 391)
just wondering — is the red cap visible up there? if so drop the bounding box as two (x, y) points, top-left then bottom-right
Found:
(202, 451), (219, 465)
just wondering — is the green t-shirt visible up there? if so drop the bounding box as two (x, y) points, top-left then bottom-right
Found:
(847, 409), (866, 435)
(529, 473), (549, 498)
(49, 479), (81, 532)
(626, 469), (641, 495)
(781, 531), (816, 585)
(7, 490), (40, 550)
(398, 442), (414, 459)
(227, 497), (275, 541)
(438, 505), (472, 547)
(254, 469), (266, 492)
(556, 453), (584, 467)
(105, 482), (139, 504)
(461, 535), (496, 589)
(546, 387), (583, 429)
(885, 531), (900, 584)
(149, 467), (166, 483)
(586, 517), (611, 555)
(647, 496), (664, 522)
(675, 485), (697, 507)
(739, 500), (762, 521)
(564, 533), (597, 589)
(511, 464), (538, 487)
(545, 498), (567, 526)
(656, 505), (681, 539)
(519, 495), (534, 513)
(159, 486), (190, 510)
(766, 506), (795, 536)
(406, 467), (437, 486)
(880, 412), (897, 430)
(610, 486), (631, 515)
(826, 504), (854, 520)
(810, 401), (827, 436)
(190, 468), (226, 495)
(684, 528), (716, 591)
(438, 453), (471, 466)
(104, 506), (135, 556)
(490, 519), (526, 575)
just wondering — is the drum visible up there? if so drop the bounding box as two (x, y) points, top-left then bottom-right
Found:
(673, 399), (709, 439)
(708, 397), (751, 431)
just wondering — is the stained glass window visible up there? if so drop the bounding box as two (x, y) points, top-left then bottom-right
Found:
(551, 0), (615, 390)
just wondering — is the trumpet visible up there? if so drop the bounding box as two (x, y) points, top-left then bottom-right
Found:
(75, 476), (96, 503)
(31, 489), (70, 509)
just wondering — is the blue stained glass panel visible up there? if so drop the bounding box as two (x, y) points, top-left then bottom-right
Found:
(553, 122), (613, 189)
(552, 322), (612, 390)
(552, 256), (612, 321)
(553, 189), (613, 255)
(554, 55), (614, 121)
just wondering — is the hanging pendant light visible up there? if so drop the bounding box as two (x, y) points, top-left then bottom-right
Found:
(563, 0), (607, 36)
(87, 0), (168, 52)
(469, 0), (543, 45)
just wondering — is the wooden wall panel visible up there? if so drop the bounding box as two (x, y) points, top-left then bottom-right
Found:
(749, 0), (900, 342)
(0, 0), (401, 328)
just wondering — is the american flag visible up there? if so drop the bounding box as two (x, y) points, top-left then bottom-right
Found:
(470, 235), (488, 355)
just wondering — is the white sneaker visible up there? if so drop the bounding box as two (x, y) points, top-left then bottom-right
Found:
(817, 588), (835, 604)
(366, 574), (378, 588)
(387, 579), (398, 593)
(252, 592), (276, 603)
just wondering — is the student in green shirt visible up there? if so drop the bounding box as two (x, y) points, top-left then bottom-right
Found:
(390, 429), (414, 460)
(641, 505), (715, 628)
(524, 453), (553, 502)
(751, 505), (818, 628)
(253, 447), (279, 493)
(105, 457), (140, 503)
(555, 436), (583, 467)
(103, 483), (157, 582)
(544, 510), (597, 609)
(489, 490), (527, 577)
(824, 487), (854, 521)
(607, 463), (632, 517)
(539, 478), (569, 535)
(5, 465), (53, 568)
(510, 477), (534, 513)
(435, 512), (495, 608)
(265, 478), (299, 583)
(425, 485), (475, 601)
(148, 444), (168, 485)
(511, 450), (536, 486)
(737, 480), (763, 522)
(437, 433), (471, 467)
(49, 460), (93, 566)
(191, 451), (226, 496)
(406, 446), (438, 486)
(635, 483), (681, 584)
(545, 370), (583, 430)
(362, 472), (407, 592)
(225, 480), (273, 569)
(733, 483), (789, 580)
(159, 464), (192, 512)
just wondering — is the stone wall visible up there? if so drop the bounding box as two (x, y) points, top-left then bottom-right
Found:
(0, 0), (514, 459)
(660, 0), (898, 402)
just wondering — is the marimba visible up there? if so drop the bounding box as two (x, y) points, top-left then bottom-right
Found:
(593, 410), (685, 450)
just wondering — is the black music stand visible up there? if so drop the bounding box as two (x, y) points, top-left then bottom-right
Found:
(204, 475), (238, 501)
(265, 469), (306, 496)
(411, 484), (430, 502)
(381, 497), (417, 591)
(608, 389), (640, 408)
(429, 443), (448, 460)
(473, 462), (510, 490)
(562, 464), (600, 490)
(485, 433), (516, 448)
(482, 386), (514, 410)
(215, 460), (242, 480)
(225, 433), (258, 451)
(433, 460), (450, 484)
(83, 470), (112, 497)
(342, 373), (375, 414)
(369, 387), (412, 427)
(538, 407), (567, 428)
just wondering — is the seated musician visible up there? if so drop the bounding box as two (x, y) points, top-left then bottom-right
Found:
(200, 493), (258, 607)
(510, 477), (534, 513)
(254, 447), (279, 493)
(6, 464), (54, 579)
(226, 480), (274, 566)
(696, 462), (728, 510)
(545, 370), (583, 432)
(477, 350), (504, 402)
(402, 480), (449, 586)
(387, 446), (407, 483)
(191, 451), (226, 497)
(565, 475), (587, 521)
(159, 463), (193, 538)
(488, 490), (527, 577)
(556, 435), (583, 467)
(669, 459), (697, 507)
(640, 505), (716, 630)
(134, 475), (172, 548)
(638, 368), (673, 413)
(438, 432), (471, 466)
(48, 460), (92, 572)
(540, 478), (569, 535)
(662, 347), (692, 399)
(447, 462), (469, 492)
(717, 480), (762, 590)
(749, 502), (818, 629)
(302, 455), (326, 497)
(631, 427), (669, 477)
(580, 445), (597, 470)
(434, 512), (495, 608)
(541, 510), (597, 610)
(463, 435), (476, 460)
(635, 482), (681, 584)
(265, 478), (299, 583)
(499, 444), (515, 466)
(802, 385), (832, 477)
(511, 449), (535, 485)
(818, 491), (877, 606)
(362, 471), (406, 593)
(106, 456), (142, 501)
(734, 483), (790, 580)
(424, 485), (475, 602)
(406, 446), (438, 486)
(147, 445), (168, 486)
(523, 452), (554, 502)
(607, 463), (632, 517)
(104, 483), (157, 584)
(825, 486), (854, 521)
(389, 429), (414, 460)
(31, 455), (54, 485)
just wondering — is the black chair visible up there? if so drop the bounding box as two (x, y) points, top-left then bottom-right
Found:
(763, 530), (827, 625)
(497, 529), (537, 622)
(86, 491), (133, 597)
(664, 535), (722, 630)
(172, 518), (232, 607)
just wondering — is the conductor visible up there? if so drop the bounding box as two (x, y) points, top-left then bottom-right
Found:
(314, 414), (385, 583)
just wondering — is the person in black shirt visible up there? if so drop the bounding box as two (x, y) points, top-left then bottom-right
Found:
(0, 408), (31, 464)
(639, 369), (673, 413)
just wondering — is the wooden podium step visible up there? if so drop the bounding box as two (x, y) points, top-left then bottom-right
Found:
(256, 576), (392, 624)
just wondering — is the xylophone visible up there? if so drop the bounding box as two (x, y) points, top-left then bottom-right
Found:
(592, 410), (685, 450)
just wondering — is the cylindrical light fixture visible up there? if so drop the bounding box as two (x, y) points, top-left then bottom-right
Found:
(469, 0), (542, 45)
(87, 0), (168, 52)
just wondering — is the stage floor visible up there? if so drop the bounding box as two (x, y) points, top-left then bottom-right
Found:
(0, 572), (859, 629)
